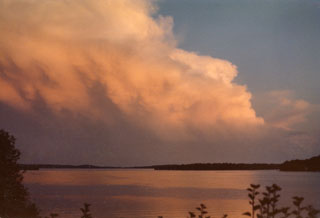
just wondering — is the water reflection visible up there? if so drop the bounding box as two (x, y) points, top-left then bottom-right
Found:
(24, 169), (257, 188)
(23, 170), (320, 218)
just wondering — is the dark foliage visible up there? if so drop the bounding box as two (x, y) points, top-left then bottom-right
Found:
(243, 184), (261, 218)
(280, 155), (320, 171)
(188, 203), (211, 218)
(0, 129), (40, 218)
(243, 184), (319, 218)
(80, 203), (93, 218)
(154, 163), (280, 170)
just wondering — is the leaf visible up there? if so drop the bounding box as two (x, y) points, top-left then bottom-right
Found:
(189, 212), (196, 218)
(243, 212), (251, 217)
(251, 184), (260, 189)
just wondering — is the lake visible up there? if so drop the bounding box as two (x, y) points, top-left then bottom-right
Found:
(23, 169), (320, 218)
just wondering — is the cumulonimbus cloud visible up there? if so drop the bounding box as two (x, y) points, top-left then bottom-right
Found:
(0, 0), (318, 165)
(0, 0), (263, 139)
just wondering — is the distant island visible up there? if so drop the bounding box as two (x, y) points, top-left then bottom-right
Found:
(153, 163), (280, 170)
(19, 164), (153, 171)
(279, 155), (320, 171)
(19, 163), (280, 171)
(154, 155), (320, 171)
(20, 155), (320, 172)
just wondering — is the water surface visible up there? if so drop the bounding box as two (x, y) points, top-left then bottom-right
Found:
(24, 170), (320, 218)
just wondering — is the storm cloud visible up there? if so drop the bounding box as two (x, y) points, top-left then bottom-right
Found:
(0, 0), (318, 165)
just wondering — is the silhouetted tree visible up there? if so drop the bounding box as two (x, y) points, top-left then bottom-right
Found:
(0, 129), (39, 218)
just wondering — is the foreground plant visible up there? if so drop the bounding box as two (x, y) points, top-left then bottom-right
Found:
(188, 203), (211, 218)
(44, 184), (319, 218)
(243, 184), (319, 218)
(184, 183), (319, 218)
(80, 203), (93, 218)
(243, 184), (261, 218)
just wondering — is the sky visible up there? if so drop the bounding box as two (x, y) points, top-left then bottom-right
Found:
(0, 0), (319, 166)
